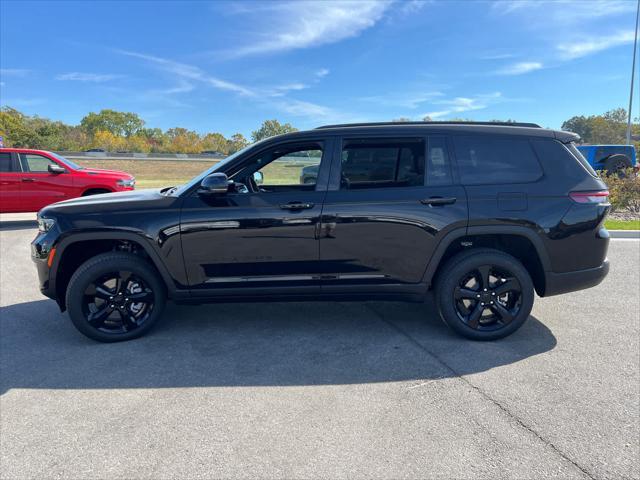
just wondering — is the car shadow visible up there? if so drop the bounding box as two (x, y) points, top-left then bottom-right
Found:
(0, 220), (37, 231)
(0, 298), (556, 394)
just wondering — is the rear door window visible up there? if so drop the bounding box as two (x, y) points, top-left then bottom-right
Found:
(453, 136), (543, 185)
(340, 138), (425, 189)
(0, 152), (16, 172)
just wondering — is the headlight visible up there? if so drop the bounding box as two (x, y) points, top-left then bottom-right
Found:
(38, 217), (56, 233)
(117, 178), (136, 187)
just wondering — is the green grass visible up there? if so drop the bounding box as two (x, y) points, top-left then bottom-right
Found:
(604, 219), (640, 230)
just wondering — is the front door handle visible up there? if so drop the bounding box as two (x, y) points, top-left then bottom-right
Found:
(280, 202), (315, 210)
(22, 178), (35, 183)
(420, 197), (456, 206)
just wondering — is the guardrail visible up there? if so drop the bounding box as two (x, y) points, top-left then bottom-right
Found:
(55, 151), (228, 162)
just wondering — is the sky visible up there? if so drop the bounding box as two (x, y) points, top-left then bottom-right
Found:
(0, 0), (638, 137)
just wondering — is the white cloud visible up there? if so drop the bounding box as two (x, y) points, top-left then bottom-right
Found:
(557, 31), (636, 60)
(315, 68), (330, 79)
(493, 0), (635, 22)
(497, 61), (543, 75)
(230, 0), (392, 56)
(55, 72), (123, 82)
(423, 92), (503, 119)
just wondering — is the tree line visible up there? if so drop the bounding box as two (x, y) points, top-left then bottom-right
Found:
(0, 106), (637, 154)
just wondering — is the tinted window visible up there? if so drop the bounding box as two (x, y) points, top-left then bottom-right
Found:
(567, 143), (597, 177)
(426, 137), (453, 186)
(341, 138), (425, 189)
(0, 153), (14, 172)
(20, 154), (57, 173)
(453, 136), (542, 184)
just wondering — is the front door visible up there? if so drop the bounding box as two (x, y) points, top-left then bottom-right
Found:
(19, 153), (74, 211)
(319, 135), (468, 291)
(180, 138), (333, 296)
(0, 152), (22, 213)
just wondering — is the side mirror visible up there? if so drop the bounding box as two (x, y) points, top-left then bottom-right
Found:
(198, 172), (229, 195)
(48, 164), (66, 174)
(252, 171), (264, 185)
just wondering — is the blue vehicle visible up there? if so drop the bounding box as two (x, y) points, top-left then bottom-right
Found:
(576, 145), (637, 173)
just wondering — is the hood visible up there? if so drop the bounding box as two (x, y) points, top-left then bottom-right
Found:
(40, 188), (168, 216)
(80, 167), (133, 178)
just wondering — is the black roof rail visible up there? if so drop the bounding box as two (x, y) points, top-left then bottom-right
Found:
(316, 121), (542, 129)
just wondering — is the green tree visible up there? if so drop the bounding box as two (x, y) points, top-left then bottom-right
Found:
(201, 132), (229, 154)
(251, 119), (297, 142)
(227, 133), (249, 153)
(80, 109), (145, 137)
(561, 108), (638, 145)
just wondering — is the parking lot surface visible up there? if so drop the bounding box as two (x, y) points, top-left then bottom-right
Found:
(1, 224), (638, 479)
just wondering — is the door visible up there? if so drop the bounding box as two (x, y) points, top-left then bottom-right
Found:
(319, 135), (468, 291)
(19, 153), (75, 211)
(0, 152), (22, 213)
(180, 138), (333, 296)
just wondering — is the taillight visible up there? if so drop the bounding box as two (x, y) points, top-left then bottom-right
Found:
(569, 190), (609, 204)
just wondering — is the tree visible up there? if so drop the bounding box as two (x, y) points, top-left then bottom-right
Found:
(561, 108), (638, 145)
(227, 133), (249, 153)
(80, 109), (145, 137)
(251, 119), (297, 142)
(201, 132), (229, 154)
(92, 130), (126, 151)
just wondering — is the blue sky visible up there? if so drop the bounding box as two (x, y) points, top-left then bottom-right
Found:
(1, 0), (638, 137)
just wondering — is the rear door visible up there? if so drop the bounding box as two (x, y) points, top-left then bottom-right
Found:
(319, 135), (468, 291)
(19, 153), (75, 211)
(0, 152), (22, 213)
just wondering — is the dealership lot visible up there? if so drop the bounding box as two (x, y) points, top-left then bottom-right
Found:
(0, 224), (638, 479)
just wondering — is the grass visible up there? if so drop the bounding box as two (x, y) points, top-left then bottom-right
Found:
(604, 218), (640, 230)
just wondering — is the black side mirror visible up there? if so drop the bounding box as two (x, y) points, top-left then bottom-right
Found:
(48, 164), (66, 174)
(198, 172), (229, 195)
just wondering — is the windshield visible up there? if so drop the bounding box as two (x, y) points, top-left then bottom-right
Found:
(173, 141), (262, 196)
(50, 152), (84, 170)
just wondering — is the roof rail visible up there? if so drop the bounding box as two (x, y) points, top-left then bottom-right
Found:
(316, 121), (542, 129)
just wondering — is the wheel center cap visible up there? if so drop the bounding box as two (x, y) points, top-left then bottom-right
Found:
(114, 293), (124, 304)
(480, 292), (493, 303)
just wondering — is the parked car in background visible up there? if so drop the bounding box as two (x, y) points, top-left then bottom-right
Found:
(576, 144), (637, 174)
(85, 148), (106, 153)
(0, 148), (135, 213)
(32, 121), (610, 343)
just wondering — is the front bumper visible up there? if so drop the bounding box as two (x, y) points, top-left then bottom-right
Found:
(31, 232), (57, 301)
(542, 259), (610, 297)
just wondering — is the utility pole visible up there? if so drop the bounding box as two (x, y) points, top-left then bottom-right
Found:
(627, 0), (640, 144)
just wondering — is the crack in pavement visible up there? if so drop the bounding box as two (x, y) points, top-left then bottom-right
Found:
(365, 303), (597, 480)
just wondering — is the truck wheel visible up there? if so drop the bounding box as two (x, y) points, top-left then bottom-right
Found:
(65, 252), (166, 342)
(435, 249), (534, 341)
(604, 154), (631, 176)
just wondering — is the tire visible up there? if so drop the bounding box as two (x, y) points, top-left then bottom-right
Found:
(603, 154), (631, 176)
(435, 248), (534, 341)
(65, 252), (166, 342)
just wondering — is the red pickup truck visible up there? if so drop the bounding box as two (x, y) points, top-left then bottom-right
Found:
(0, 148), (135, 213)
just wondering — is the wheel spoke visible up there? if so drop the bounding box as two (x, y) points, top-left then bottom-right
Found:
(115, 271), (132, 294)
(118, 308), (139, 331)
(94, 285), (113, 300)
(493, 278), (520, 296)
(491, 302), (514, 325)
(127, 290), (154, 303)
(466, 303), (483, 329)
(454, 286), (478, 301)
(477, 265), (491, 290)
(87, 305), (113, 327)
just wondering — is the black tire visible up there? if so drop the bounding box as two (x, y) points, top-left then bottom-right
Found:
(65, 252), (166, 342)
(435, 248), (534, 341)
(604, 154), (631, 176)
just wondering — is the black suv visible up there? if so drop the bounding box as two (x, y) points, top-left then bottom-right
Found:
(32, 122), (611, 342)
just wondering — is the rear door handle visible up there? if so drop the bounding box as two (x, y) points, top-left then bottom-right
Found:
(21, 178), (35, 183)
(420, 197), (456, 206)
(280, 202), (315, 210)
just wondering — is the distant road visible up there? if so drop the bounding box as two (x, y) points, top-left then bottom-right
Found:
(57, 151), (226, 163)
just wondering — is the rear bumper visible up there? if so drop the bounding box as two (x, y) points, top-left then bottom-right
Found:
(543, 259), (609, 297)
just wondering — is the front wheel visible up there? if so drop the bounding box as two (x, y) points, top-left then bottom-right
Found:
(435, 249), (534, 341)
(65, 253), (166, 342)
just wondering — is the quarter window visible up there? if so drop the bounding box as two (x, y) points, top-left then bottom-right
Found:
(20, 154), (58, 173)
(453, 136), (542, 184)
(340, 138), (425, 189)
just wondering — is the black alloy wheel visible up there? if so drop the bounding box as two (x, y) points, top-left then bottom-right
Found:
(436, 249), (534, 340)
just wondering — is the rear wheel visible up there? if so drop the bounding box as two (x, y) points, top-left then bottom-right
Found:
(65, 253), (166, 342)
(604, 154), (631, 176)
(435, 249), (534, 340)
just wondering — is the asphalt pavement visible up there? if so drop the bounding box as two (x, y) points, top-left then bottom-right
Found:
(0, 224), (638, 479)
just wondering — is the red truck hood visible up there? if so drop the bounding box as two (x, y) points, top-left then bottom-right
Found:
(80, 167), (133, 178)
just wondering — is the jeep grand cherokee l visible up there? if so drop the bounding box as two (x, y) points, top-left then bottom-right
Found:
(32, 122), (610, 342)
(0, 148), (135, 213)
